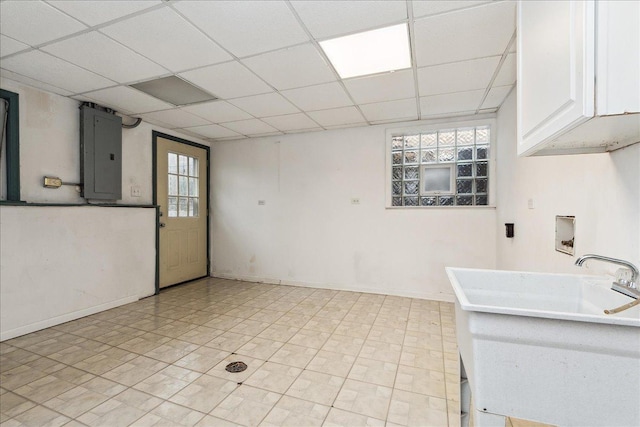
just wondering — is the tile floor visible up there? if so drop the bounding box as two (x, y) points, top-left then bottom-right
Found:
(0, 278), (550, 427)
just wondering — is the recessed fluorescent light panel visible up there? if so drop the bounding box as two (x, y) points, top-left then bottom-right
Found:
(320, 24), (411, 79)
(130, 76), (217, 106)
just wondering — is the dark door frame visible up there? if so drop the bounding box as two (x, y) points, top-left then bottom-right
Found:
(152, 131), (211, 294)
(0, 89), (21, 202)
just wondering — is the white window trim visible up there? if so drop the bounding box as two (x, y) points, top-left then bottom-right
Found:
(385, 115), (497, 208)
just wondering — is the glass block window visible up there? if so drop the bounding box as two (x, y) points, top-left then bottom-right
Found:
(391, 125), (490, 207)
(168, 152), (199, 217)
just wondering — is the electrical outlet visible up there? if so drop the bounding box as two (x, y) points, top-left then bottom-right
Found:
(351, 198), (360, 205)
(131, 185), (141, 197)
(258, 200), (266, 205)
(528, 198), (535, 209)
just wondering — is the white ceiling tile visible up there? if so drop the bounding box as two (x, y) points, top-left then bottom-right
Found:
(419, 89), (485, 117)
(290, 1), (407, 39)
(262, 113), (320, 132)
(411, 1), (490, 19)
(242, 44), (336, 91)
(182, 124), (242, 139)
(228, 93), (299, 118)
(493, 53), (516, 86)
(0, 1), (86, 46)
(179, 62), (272, 100)
(0, 50), (114, 94)
(1, 69), (74, 97)
(482, 85), (513, 109)
(182, 100), (253, 123)
(0, 0), (523, 138)
(174, 129), (211, 144)
(281, 82), (353, 111)
(173, 0), (308, 58)
(100, 8), (231, 73)
(0, 35), (29, 58)
(140, 109), (211, 129)
(139, 116), (174, 129)
(307, 106), (366, 127)
(344, 69), (415, 105)
(47, 0), (162, 26)
(417, 56), (500, 96)
(359, 98), (418, 122)
(83, 86), (172, 114)
(413, 1), (516, 67)
(174, 128), (208, 140)
(42, 32), (168, 84)
(221, 119), (279, 136)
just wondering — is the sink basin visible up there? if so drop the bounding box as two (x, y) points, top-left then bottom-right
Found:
(446, 267), (640, 427)
(449, 268), (640, 326)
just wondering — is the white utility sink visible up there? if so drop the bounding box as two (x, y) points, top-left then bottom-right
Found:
(446, 268), (640, 427)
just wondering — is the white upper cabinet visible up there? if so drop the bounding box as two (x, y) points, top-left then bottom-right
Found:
(517, 1), (640, 156)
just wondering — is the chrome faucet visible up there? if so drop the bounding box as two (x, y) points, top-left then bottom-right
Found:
(575, 254), (640, 299)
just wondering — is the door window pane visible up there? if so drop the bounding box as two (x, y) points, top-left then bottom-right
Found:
(189, 157), (198, 177)
(189, 178), (198, 197)
(168, 153), (178, 174)
(168, 197), (178, 217)
(179, 155), (188, 175)
(179, 176), (188, 196)
(179, 197), (188, 217)
(168, 175), (178, 196)
(189, 198), (199, 216)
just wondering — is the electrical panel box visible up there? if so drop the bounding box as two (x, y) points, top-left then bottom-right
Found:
(80, 105), (122, 200)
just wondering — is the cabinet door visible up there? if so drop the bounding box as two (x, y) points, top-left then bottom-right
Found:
(517, 0), (595, 156)
(596, 0), (640, 115)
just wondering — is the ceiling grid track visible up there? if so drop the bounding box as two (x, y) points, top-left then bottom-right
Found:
(171, 2), (330, 136)
(284, 0), (373, 128)
(1, 0), (519, 142)
(406, 0), (422, 121)
(3, 0), (171, 61)
(475, 30), (517, 114)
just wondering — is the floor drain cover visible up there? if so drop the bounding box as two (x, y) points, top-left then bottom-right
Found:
(225, 361), (247, 373)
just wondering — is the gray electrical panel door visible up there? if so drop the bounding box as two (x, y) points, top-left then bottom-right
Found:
(80, 105), (122, 200)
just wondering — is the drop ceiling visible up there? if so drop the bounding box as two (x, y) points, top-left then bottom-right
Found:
(0, 0), (517, 141)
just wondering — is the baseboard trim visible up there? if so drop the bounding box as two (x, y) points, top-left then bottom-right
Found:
(1, 295), (142, 341)
(211, 272), (455, 303)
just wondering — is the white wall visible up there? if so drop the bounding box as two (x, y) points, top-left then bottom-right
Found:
(6, 75), (637, 337)
(0, 78), (208, 205)
(0, 205), (155, 340)
(211, 125), (497, 301)
(496, 91), (640, 276)
(0, 78), (209, 339)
